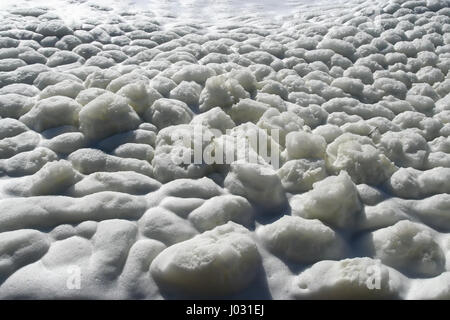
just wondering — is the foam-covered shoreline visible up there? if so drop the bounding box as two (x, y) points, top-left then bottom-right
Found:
(1, 0), (450, 299)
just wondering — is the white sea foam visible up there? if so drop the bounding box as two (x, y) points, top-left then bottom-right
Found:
(0, 0), (450, 300)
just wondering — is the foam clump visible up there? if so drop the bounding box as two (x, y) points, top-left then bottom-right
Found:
(0, 147), (57, 176)
(150, 222), (261, 296)
(79, 92), (141, 141)
(89, 219), (138, 280)
(326, 133), (397, 185)
(257, 109), (305, 146)
(190, 106), (236, 133)
(257, 215), (346, 264)
(112, 143), (154, 162)
(68, 148), (153, 177)
(277, 159), (328, 193)
(4, 160), (80, 196)
(409, 194), (450, 231)
(230, 98), (270, 124)
(385, 167), (450, 199)
(318, 38), (356, 59)
(169, 81), (202, 107)
(199, 73), (249, 112)
(0, 229), (50, 282)
(38, 80), (85, 100)
(188, 194), (254, 232)
(0, 94), (33, 119)
(152, 124), (214, 182)
(284, 131), (327, 160)
(144, 98), (194, 129)
(67, 171), (161, 197)
(157, 177), (224, 200)
(75, 88), (108, 105)
(118, 238), (167, 298)
(224, 161), (286, 211)
(117, 81), (163, 116)
(19, 96), (82, 132)
(0, 192), (147, 233)
(0, 118), (28, 140)
(139, 207), (198, 246)
(379, 129), (430, 169)
(171, 64), (216, 85)
(291, 258), (404, 299)
(41, 132), (87, 155)
(0, 131), (40, 159)
(290, 171), (361, 228)
(361, 221), (445, 277)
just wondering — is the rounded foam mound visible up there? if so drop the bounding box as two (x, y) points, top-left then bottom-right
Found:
(150, 222), (261, 296)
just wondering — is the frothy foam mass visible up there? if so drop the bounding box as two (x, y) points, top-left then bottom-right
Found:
(0, 0), (450, 299)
